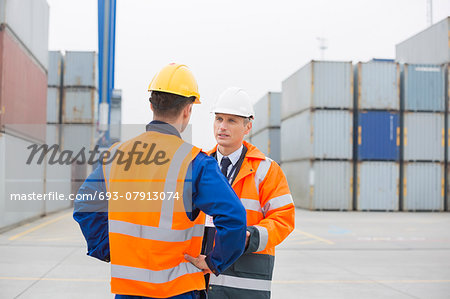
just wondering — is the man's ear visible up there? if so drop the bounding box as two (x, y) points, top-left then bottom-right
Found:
(244, 120), (252, 135)
(184, 103), (193, 117)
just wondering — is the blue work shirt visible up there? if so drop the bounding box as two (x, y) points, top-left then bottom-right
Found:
(73, 121), (247, 299)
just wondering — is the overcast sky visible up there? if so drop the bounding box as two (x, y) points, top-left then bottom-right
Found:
(46, 0), (450, 149)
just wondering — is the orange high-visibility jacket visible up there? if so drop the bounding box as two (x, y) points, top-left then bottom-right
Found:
(207, 141), (295, 298)
(103, 132), (206, 298)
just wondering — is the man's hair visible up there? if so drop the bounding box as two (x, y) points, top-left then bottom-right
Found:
(149, 91), (195, 119)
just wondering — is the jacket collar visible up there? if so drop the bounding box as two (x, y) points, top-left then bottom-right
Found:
(146, 120), (181, 138)
(207, 140), (265, 161)
(208, 140), (266, 187)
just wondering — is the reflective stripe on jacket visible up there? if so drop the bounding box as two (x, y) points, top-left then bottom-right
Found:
(207, 141), (295, 298)
(104, 131), (205, 298)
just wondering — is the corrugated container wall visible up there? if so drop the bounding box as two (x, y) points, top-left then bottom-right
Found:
(253, 92), (281, 134)
(62, 88), (98, 124)
(48, 51), (63, 87)
(0, 133), (45, 230)
(64, 51), (98, 88)
(355, 61), (400, 110)
(357, 162), (399, 211)
(281, 61), (353, 119)
(403, 112), (445, 161)
(0, 0), (49, 69)
(0, 26), (47, 130)
(282, 160), (353, 210)
(403, 162), (444, 211)
(357, 111), (400, 161)
(396, 17), (450, 64)
(402, 64), (445, 111)
(46, 87), (60, 123)
(281, 110), (352, 162)
(250, 128), (280, 163)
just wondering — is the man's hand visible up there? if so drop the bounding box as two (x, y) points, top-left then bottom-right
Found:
(184, 254), (212, 274)
(245, 230), (250, 248)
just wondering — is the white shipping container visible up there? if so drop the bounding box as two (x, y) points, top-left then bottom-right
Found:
(396, 17), (450, 64)
(250, 128), (280, 163)
(282, 160), (353, 210)
(357, 161), (399, 211)
(48, 51), (63, 87)
(281, 61), (353, 120)
(47, 87), (61, 124)
(403, 162), (444, 211)
(62, 87), (98, 124)
(281, 109), (353, 162)
(253, 92), (281, 134)
(64, 51), (98, 87)
(0, 0), (49, 69)
(0, 133), (45, 230)
(403, 112), (444, 161)
(61, 124), (96, 154)
(45, 161), (72, 213)
(356, 61), (400, 110)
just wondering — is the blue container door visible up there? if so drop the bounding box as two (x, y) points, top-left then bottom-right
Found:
(358, 111), (399, 160)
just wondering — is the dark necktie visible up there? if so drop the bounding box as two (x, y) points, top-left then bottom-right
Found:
(220, 157), (232, 177)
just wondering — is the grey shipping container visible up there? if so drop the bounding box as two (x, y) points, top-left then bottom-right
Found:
(60, 124), (96, 153)
(402, 64), (445, 112)
(250, 128), (280, 163)
(0, 132), (45, 230)
(48, 51), (63, 87)
(252, 92), (281, 134)
(281, 61), (353, 120)
(62, 87), (98, 124)
(281, 109), (353, 162)
(0, 0), (49, 69)
(355, 61), (400, 110)
(47, 87), (61, 123)
(64, 51), (98, 87)
(403, 162), (444, 211)
(396, 17), (450, 64)
(45, 161), (72, 213)
(282, 160), (353, 210)
(357, 161), (399, 211)
(403, 112), (444, 161)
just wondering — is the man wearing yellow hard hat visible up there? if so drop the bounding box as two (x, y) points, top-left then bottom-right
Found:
(74, 63), (247, 299)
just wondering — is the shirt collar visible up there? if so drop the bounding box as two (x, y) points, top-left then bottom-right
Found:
(145, 120), (181, 138)
(217, 144), (243, 166)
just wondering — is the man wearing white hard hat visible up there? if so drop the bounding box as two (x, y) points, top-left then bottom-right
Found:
(203, 87), (295, 299)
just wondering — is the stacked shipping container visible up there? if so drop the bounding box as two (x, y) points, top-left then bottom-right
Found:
(355, 60), (401, 211)
(401, 64), (446, 211)
(0, 0), (52, 230)
(249, 92), (281, 163)
(281, 61), (354, 210)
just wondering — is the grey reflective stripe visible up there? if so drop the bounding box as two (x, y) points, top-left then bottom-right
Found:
(254, 225), (269, 252)
(104, 142), (123, 190)
(254, 157), (272, 194)
(210, 274), (271, 292)
(111, 262), (202, 284)
(159, 142), (194, 228)
(240, 198), (262, 213)
(262, 194), (294, 216)
(109, 220), (204, 242)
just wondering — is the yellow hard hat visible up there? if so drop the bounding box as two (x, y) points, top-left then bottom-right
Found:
(148, 63), (201, 104)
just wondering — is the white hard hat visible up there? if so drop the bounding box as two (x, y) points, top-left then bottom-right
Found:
(212, 87), (255, 118)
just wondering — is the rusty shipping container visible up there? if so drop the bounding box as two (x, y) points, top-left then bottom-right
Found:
(62, 87), (98, 124)
(0, 25), (47, 135)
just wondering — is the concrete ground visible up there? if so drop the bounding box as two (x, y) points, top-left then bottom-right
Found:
(0, 209), (449, 299)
